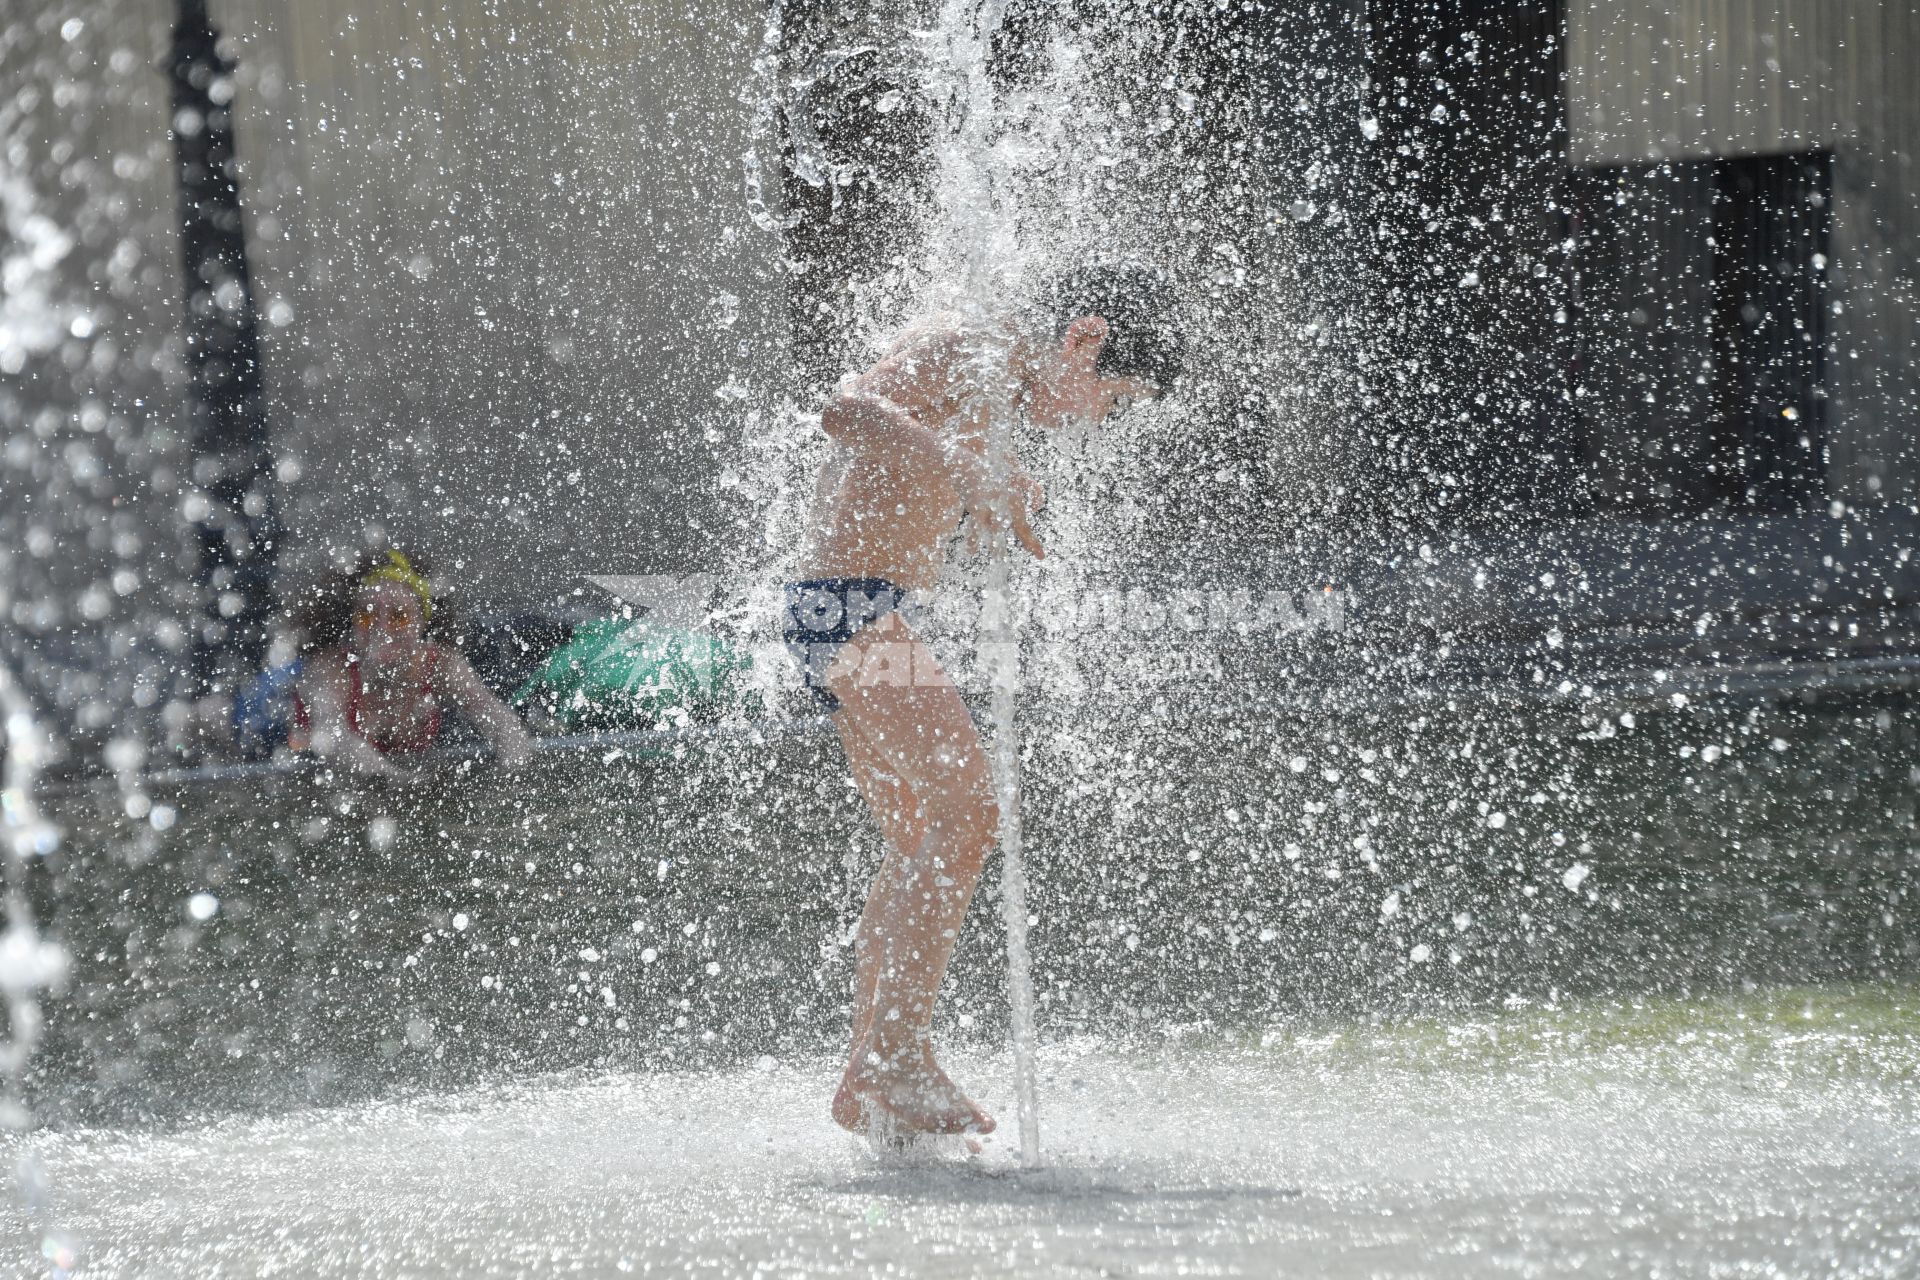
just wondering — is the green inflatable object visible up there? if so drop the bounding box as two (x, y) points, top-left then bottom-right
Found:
(511, 618), (753, 732)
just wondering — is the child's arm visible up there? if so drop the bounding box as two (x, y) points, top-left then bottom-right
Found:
(435, 647), (536, 766)
(822, 388), (1045, 560)
(820, 386), (961, 464)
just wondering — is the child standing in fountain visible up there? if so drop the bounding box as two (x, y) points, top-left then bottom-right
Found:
(785, 266), (1182, 1138)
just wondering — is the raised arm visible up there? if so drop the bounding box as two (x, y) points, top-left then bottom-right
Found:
(820, 387), (965, 472)
(820, 385), (1044, 561)
(434, 647), (536, 766)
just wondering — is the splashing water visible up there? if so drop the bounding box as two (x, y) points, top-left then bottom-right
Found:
(6, 0), (1920, 1273)
(13, 983), (1920, 1277)
(930, 0), (1045, 1168)
(0, 659), (70, 1266)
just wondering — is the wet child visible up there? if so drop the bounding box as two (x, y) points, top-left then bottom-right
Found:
(196, 550), (535, 776)
(784, 266), (1183, 1138)
(297, 550), (534, 778)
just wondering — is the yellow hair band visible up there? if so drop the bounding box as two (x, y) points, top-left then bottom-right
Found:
(360, 549), (434, 622)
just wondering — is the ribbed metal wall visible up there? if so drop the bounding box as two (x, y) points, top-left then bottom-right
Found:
(1568, 0), (1920, 502)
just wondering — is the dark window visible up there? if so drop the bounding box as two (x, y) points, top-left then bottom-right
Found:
(1361, 0), (1578, 528)
(1708, 153), (1831, 511)
(1569, 152), (1831, 515)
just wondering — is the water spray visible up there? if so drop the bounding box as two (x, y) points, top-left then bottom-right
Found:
(942, 0), (1043, 1167)
(0, 660), (72, 1264)
(984, 534), (1042, 1167)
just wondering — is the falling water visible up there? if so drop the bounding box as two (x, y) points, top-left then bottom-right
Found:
(931, 0), (1045, 1166)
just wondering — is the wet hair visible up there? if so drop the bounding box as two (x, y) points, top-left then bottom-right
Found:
(290, 549), (454, 653)
(1041, 262), (1186, 391)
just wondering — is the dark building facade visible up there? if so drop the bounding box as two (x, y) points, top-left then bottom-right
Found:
(767, 0), (1918, 690)
(1350, 0), (1917, 527)
(1255, 0), (1919, 692)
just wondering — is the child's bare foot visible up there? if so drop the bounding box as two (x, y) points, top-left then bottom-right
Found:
(831, 1040), (995, 1137)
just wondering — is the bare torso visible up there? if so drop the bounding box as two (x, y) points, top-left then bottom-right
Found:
(305, 645), (445, 751)
(797, 319), (1010, 592)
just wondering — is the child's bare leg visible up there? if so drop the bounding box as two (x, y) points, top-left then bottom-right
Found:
(831, 708), (988, 1134)
(833, 620), (937, 1062)
(826, 630), (998, 1136)
(837, 722), (925, 1062)
(834, 817), (996, 1135)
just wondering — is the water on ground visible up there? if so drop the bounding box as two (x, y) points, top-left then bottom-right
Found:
(10, 981), (1917, 1278)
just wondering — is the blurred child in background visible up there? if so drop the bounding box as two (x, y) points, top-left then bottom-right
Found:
(204, 549), (533, 778)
